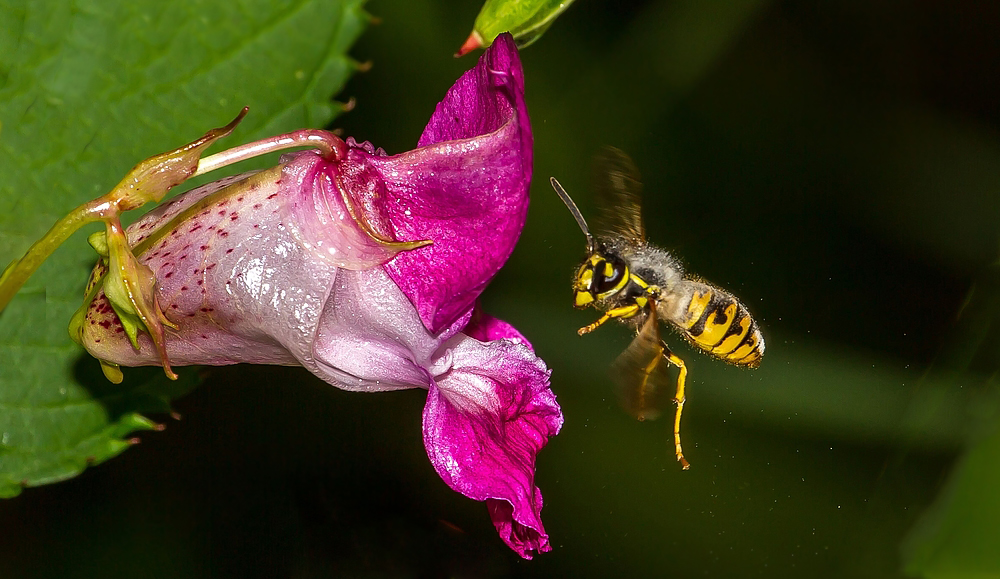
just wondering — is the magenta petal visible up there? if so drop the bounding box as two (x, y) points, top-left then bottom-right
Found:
(465, 308), (533, 351)
(422, 335), (562, 559)
(360, 33), (532, 332)
(416, 33), (528, 150)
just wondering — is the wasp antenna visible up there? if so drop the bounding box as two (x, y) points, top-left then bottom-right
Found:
(550, 177), (595, 252)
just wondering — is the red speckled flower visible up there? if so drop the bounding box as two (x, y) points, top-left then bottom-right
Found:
(76, 34), (561, 558)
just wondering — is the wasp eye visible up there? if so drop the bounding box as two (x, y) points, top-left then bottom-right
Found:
(593, 258), (625, 294)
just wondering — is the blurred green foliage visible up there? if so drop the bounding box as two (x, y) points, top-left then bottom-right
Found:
(902, 263), (1000, 579)
(904, 425), (1000, 579)
(1, 0), (999, 578)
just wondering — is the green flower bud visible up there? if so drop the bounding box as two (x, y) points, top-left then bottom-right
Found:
(458, 0), (576, 56)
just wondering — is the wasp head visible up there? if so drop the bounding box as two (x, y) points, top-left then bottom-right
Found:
(573, 251), (630, 308)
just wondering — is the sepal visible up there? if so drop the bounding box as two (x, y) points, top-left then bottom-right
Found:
(100, 218), (177, 380)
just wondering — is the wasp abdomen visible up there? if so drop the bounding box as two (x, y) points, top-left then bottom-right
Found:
(676, 282), (764, 368)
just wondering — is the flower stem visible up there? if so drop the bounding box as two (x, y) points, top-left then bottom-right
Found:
(194, 129), (347, 177)
(0, 199), (113, 312)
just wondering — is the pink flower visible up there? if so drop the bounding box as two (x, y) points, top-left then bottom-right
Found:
(76, 34), (561, 559)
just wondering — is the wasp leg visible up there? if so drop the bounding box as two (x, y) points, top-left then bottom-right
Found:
(659, 341), (690, 470)
(578, 303), (641, 335)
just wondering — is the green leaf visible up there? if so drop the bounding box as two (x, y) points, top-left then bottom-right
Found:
(0, 0), (369, 497)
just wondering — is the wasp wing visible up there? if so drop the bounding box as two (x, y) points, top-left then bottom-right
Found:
(593, 146), (646, 244)
(611, 308), (670, 421)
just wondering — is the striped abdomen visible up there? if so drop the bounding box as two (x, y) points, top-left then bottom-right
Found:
(669, 282), (765, 367)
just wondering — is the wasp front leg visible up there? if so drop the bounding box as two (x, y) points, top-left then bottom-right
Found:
(577, 303), (643, 335)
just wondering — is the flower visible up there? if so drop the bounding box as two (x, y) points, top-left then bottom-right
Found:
(76, 33), (561, 558)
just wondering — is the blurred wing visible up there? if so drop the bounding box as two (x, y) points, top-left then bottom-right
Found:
(593, 146), (646, 243)
(611, 308), (670, 421)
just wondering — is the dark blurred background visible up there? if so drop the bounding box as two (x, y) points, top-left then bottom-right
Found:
(3, 0), (999, 577)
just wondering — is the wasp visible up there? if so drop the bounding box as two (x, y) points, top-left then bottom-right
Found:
(549, 147), (765, 469)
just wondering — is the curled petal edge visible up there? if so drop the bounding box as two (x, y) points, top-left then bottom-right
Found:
(422, 335), (562, 559)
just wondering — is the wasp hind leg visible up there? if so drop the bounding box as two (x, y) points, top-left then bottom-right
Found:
(658, 341), (690, 470)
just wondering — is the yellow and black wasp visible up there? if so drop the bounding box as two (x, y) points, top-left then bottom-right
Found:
(549, 147), (765, 469)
